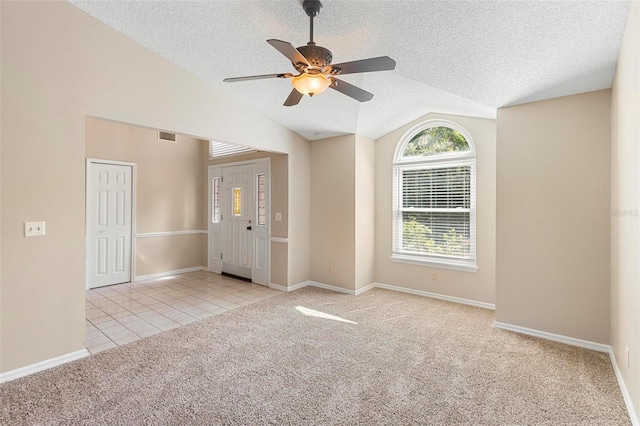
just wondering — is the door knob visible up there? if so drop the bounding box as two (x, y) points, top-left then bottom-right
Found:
(246, 226), (252, 230)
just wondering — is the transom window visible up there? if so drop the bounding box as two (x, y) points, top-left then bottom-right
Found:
(392, 120), (477, 272)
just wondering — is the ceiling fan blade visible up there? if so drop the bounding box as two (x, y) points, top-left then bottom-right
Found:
(267, 39), (310, 66)
(284, 88), (303, 107)
(330, 78), (374, 102)
(331, 56), (396, 75)
(224, 73), (292, 83)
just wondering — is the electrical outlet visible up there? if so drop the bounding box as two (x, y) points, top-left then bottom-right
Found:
(275, 213), (282, 221)
(432, 272), (438, 281)
(626, 346), (630, 368)
(24, 221), (46, 237)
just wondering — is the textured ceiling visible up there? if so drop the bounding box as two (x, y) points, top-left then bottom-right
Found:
(69, 0), (630, 141)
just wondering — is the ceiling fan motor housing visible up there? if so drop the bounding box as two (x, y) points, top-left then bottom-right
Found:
(296, 44), (332, 70)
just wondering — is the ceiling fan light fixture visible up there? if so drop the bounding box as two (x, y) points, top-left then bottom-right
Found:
(291, 73), (331, 97)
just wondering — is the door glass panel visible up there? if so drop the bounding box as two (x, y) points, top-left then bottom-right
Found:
(233, 187), (242, 216)
(257, 173), (266, 226)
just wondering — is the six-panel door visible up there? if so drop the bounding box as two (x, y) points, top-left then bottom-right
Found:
(88, 163), (133, 288)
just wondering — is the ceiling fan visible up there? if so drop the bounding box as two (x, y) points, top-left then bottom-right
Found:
(223, 0), (396, 106)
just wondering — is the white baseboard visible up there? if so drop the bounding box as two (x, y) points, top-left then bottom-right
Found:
(374, 282), (495, 310)
(134, 266), (202, 282)
(200, 266), (209, 272)
(610, 349), (639, 426)
(287, 281), (310, 291)
(0, 349), (90, 384)
(276, 280), (493, 310)
(355, 283), (376, 295)
(308, 281), (356, 295)
(269, 281), (309, 292)
(268, 283), (289, 292)
(492, 321), (610, 352)
(269, 281), (369, 295)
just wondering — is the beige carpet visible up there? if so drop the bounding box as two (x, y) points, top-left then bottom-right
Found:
(0, 287), (630, 425)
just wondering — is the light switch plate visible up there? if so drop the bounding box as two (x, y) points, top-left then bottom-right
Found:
(25, 221), (46, 237)
(275, 213), (282, 221)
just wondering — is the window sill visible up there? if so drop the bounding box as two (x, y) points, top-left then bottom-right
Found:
(390, 254), (478, 272)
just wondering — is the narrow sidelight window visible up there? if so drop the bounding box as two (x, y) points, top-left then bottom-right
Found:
(257, 173), (266, 226)
(212, 177), (221, 223)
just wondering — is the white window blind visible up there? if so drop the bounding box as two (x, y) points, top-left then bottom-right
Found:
(209, 140), (256, 159)
(395, 161), (475, 260)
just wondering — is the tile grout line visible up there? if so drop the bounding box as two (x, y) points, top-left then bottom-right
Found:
(85, 272), (275, 354)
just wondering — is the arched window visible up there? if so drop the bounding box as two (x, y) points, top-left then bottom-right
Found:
(392, 119), (477, 271)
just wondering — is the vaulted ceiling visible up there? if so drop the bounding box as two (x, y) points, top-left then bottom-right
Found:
(70, 0), (630, 141)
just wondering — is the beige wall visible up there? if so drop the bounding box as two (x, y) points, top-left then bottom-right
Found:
(496, 90), (611, 343)
(86, 118), (205, 276)
(355, 135), (376, 290)
(375, 113), (497, 304)
(136, 235), (202, 276)
(287, 140), (311, 286)
(0, 1), (3, 375)
(310, 134), (376, 292)
(0, 1), (310, 373)
(270, 242), (288, 286)
(205, 150), (289, 286)
(610, 1), (639, 417)
(310, 135), (356, 290)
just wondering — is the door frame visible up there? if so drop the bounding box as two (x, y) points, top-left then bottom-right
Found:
(85, 158), (137, 290)
(207, 157), (271, 285)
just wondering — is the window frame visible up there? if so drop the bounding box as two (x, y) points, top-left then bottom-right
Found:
(392, 119), (478, 272)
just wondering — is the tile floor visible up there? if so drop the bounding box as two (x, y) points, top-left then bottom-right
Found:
(85, 271), (280, 354)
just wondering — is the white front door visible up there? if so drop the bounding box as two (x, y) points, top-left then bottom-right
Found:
(221, 164), (253, 279)
(87, 162), (133, 288)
